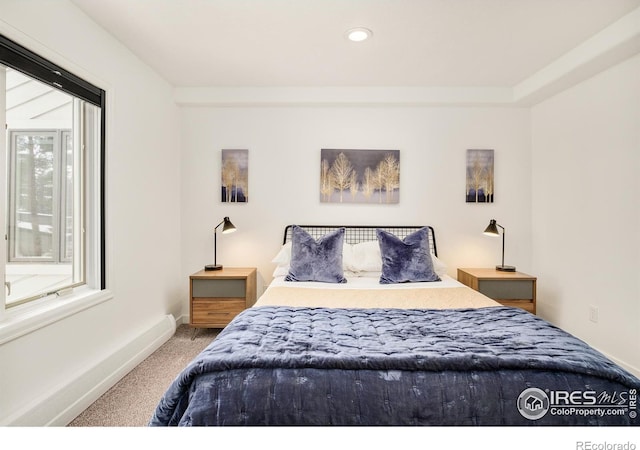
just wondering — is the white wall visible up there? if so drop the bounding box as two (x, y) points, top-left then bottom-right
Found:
(0, 1), (182, 424)
(531, 53), (640, 374)
(4, 0), (635, 426)
(180, 105), (533, 304)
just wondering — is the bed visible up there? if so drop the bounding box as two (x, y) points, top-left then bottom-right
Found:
(150, 225), (640, 426)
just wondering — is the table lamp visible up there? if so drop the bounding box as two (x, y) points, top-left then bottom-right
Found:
(483, 219), (516, 272)
(205, 216), (236, 271)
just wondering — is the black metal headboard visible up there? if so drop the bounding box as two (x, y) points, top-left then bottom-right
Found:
(282, 225), (437, 257)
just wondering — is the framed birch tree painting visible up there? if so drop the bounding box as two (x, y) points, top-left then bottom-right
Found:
(221, 149), (248, 203)
(465, 149), (494, 203)
(320, 149), (400, 204)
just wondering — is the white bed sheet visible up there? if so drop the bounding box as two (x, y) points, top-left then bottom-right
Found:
(255, 274), (500, 309)
(267, 274), (465, 290)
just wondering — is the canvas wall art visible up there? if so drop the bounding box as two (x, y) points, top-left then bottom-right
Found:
(221, 149), (248, 203)
(320, 149), (400, 204)
(466, 149), (494, 203)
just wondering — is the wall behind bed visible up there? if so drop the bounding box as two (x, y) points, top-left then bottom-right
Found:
(179, 104), (532, 305)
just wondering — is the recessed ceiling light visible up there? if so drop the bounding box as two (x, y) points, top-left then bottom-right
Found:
(345, 27), (372, 42)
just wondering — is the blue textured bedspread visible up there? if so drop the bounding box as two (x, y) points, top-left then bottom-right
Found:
(149, 306), (639, 426)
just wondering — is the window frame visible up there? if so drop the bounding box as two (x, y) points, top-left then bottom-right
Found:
(0, 33), (108, 338)
(7, 129), (72, 264)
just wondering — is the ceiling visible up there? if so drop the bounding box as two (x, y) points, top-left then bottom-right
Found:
(70, 0), (640, 89)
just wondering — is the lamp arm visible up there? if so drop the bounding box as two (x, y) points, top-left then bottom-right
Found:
(212, 220), (224, 267)
(501, 230), (505, 268)
(214, 230), (217, 266)
(494, 223), (506, 268)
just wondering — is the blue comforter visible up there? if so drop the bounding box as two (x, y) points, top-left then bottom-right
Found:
(149, 306), (639, 426)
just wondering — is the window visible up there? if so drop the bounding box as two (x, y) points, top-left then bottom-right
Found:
(8, 129), (73, 264)
(1, 34), (105, 311)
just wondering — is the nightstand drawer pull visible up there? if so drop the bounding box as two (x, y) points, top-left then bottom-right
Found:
(478, 280), (533, 300)
(192, 279), (245, 297)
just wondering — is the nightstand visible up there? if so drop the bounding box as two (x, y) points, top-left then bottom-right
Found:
(189, 267), (257, 336)
(457, 268), (537, 314)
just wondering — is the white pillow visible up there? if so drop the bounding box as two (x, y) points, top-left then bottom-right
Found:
(271, 242), (292, 265)
(348, 241), (382, 272)
(347, 270), (382, 278)
(349, 256), (447, 277)
(431, 255), (448, 277)
(272, 264), (289, 278)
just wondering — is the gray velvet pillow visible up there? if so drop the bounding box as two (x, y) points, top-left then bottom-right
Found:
(377, 227), (441, 284)
(285, 226), (347, 283)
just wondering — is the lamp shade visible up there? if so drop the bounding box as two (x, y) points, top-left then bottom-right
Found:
(483, 219), (499, 236)
(221, 217), (236, 234)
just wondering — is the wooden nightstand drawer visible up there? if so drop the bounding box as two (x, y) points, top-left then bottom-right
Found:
(498, 300), (535, 314)
(192, 279), (245, 297)
(457, 268), (537, 314)
(192, 298), (246, 326)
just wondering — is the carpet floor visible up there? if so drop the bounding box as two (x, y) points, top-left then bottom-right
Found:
(67, 324), (219, 427)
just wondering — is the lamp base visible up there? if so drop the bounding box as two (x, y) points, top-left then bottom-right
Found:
(204, 264), (223, 271)
(496, 265), (516, 272)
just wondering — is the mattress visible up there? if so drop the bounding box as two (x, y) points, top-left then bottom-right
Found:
(256, 275), (501, 309)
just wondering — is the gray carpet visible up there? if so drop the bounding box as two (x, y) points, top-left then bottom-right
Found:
(68, 324), (219, 427)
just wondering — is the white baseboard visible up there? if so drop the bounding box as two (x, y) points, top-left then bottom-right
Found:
(2, 314), (176, 426)
(175, 312), (189, 326)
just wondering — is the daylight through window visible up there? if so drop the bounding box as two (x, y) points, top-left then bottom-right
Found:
(1, 35), (105, 309)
